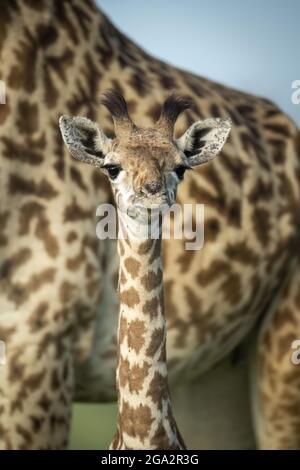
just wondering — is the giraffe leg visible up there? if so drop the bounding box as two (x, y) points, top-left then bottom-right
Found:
(0, 311), (74, 450)
(251, 259), (300, 449)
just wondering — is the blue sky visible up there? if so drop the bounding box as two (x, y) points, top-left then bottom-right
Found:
(97, 0), (300, 125)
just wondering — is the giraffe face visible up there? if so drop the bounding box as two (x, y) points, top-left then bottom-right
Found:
(59, 92), (231, 219)
(99, 128), (189, 213)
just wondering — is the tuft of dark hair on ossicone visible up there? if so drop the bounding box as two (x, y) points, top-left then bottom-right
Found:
(100, 90), (130, 120)
(100, 89), (136, 137)
(156, 93), (194, 137)
(160, 93), (192, 123)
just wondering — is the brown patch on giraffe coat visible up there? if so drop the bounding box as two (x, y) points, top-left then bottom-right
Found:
(91, 170), (109, 192)
(137, 239), (153, 255)
(7, 267), (56, 307)
(127, 319), (146, 353)
(268, 139), (286, 165)
(24, 370), (45, 391)
(141, 269), (163, 292)
(64, 198), (93, 222)
(19, 201), (43, 234)
(0, 101), (10, 123)
(66, 231), (78, 243)
(146, 102), (161, 123)
(252, 207), (271, 245)
(9, 175), (58, 199)
(146, 371), (169, 411)
(37, 393), (51, 413)
(159, 73), (177, 90)
(277, 333), (296, 362)
(184, 75), (207, 98)
(164, 280), (179, 319)
(51, 369), (60, 391)
(150, 422), (174, 450)
(65, 235), (97, 272)
(200, 164), (226, 200)
(70, 166), (88, 192)
(120, 287), (140, 308)
(0, 211), (9, 246)
(264, 123), (291, 137)
(220, 272), (242, 305)
(16, 425), (33, 447)
(16, 101), (39, 134)
(119, 357), (130, 388)
(18, 201), (59, 258)
(2, 136), (44, 165)
(121, 400), (153, 442)
(35, 217), (59, 258)
(29, 415), (44, 433)
(0, 248), (31, 280)
(7, 27), (38, 92)
(9, 350), (25, 383)
(124, 256), (141, 279)
(66, 250), (85, 271)
(225, 241), (259, 266)
(196, 259), (229, 287)
(128, 69), (149, 97)
(146, 328), (164, 357)
(128, 362), (150, 394)
(28, 302), (48, 333)
(184, 286), (216, 341)
(204, 217), (221, 242)
(59, 281), (76, 304)
(273, 307), (295, 329)
(249, 178), (274, 204)
(142, 297), (160, 318)
(220, 152), (248, 185)
(46, 47), (75, 82)
(188, 178), (223, 210)
(227, 200), (241, 228)
(43, 70), (59, 109)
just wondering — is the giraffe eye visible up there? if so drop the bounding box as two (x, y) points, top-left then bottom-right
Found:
(103, 165), (122, 180)
(174, 165), (189, 180)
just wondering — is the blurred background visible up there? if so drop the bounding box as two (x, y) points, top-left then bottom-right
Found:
(70, 0), (300, 449)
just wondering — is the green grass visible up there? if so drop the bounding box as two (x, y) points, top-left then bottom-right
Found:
(69, 403), (117, 450)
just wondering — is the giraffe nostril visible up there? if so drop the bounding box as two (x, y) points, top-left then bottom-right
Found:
(144, 181), (162, 195)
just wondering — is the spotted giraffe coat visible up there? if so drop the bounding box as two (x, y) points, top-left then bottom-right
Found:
(0, 0), (299, 450)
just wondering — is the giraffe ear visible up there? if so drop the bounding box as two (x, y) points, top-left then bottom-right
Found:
(176, 117), (232, 166)
(59, 116), (112, 168)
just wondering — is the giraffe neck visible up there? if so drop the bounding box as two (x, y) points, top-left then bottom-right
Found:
(112, 229), (185, 450)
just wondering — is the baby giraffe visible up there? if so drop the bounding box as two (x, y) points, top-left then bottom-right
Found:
(59, 91), (231, 450)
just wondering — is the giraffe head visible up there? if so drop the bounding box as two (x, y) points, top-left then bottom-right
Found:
(59, 91), (231, 220)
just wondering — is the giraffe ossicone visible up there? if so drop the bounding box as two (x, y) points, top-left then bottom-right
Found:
(59, 90), (231, 449)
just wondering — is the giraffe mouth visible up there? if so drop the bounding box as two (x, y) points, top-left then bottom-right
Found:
(126, 199), (170, 221)
(132, 191), (171, 209)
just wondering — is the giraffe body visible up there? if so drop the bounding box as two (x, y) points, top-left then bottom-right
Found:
(0, 0), (300, 449)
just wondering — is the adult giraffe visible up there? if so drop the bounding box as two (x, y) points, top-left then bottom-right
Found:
(0, 0), (299, 450)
